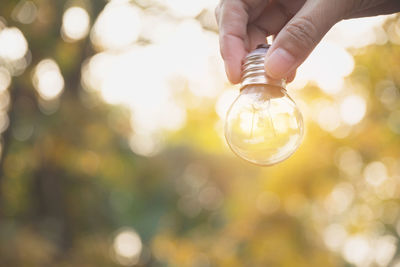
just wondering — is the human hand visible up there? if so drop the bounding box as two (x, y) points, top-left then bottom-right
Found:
(216, 0), (400, 84)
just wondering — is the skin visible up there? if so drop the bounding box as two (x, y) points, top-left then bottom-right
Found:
(215, 0), (400, 84)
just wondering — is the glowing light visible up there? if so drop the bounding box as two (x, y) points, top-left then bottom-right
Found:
(129, 133), (161, 157)
(167, 20), (226, 98)
(325, 182), (354, 214)
(157, 0), (212, 18)
(33, 59), (64, 100)
(326, 16), (391, 48)
(82, 45), (189, 157)
(374, 235), (397, 266)
(0, 112), (9, 133)
(91, 1), (141, 50)
(215, 90), (239, 119)
(342, 235), (371, 266)
(289, 41), (354, 93)
(0, 67), (11, 93)
(335, 147), (363, 176)
(81, 52), (113, 91)
(317, 105), (341, 132)
(323, 224), (347, 251)
(0, 27), (28, 61)
(159, 102), (186, 132)
(364, 161), (388, 187)
(11, 0), (37, 24)
(113, 228), (142, 266)
(0, 91), (10, 111)
(340, 95), (367, 125)
(62, 7), (90, 41)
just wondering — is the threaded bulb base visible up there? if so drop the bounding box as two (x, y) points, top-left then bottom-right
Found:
(240, 44), (286, 91)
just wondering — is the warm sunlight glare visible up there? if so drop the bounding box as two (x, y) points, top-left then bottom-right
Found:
(0, 67), (11, 93)
(113, 228), (142, 266)
(62, 7), (90, 41)
(335, 147), (363, 176)
(157, 0), (214, 18)
(91, 1), (141, 50)
(0, 27), (28, 61)
(323, 224), (347, 251)
(364, 161), (388, 187)
(342, 235), (371, 266)
(33, 59), (64, 100)
(340, 95), (367, 125)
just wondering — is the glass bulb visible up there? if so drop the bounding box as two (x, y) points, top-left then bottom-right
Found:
(224, 44), (304, 166)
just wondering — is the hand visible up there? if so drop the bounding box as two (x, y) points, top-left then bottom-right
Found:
(216, 0), (400, 84)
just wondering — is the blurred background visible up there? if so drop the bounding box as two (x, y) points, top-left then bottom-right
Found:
(0, 0), (400, 266)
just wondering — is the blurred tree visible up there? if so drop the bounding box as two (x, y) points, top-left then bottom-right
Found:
(0, 1), (399, 267)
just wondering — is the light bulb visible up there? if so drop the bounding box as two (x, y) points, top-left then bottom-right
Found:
(225, 44), (304, 166)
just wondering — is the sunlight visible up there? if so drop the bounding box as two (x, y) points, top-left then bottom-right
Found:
(33, 59), (64, 100)
(340, 95), (367, 125)
(342, 235), (371, 266)
(0, 67), (11, 93)
(335, 147), (363, 177)
(364, 161), (388, 187)
(310, 99), (342, 133)
(374, 235), (397, 266)
(309, 42), (354, 95)
(0, 27), (28, 62)
(62, 7), (90, 42)
(317, 105), (341, 132)
(215, 89), (239, 119)
(156, 0), (214, 18)
(113, 228), (142, 266)
(289, 16), (392, 93)
(289, 41), (354, 94)
(325, 182), (354, 214)
(91, 1), (141, 50)
(129, 133), (162, 157)
(326, 15), (391, 49)
(323, 224), (347, 251)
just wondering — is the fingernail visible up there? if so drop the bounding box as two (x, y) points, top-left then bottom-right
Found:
(265, 48), (296, 79)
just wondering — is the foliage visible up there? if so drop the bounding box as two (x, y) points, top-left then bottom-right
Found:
(0, 1), (399, 267)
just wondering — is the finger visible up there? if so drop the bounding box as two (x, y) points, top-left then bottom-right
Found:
(286, 70), (296, 83)
(247, 2), (291, 50)
(346, 0), (400, 19)
(216, 0), (249, 84)
(264, 0), (347, 79)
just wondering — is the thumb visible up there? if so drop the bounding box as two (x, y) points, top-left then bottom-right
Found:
(265, 0), (344, 79)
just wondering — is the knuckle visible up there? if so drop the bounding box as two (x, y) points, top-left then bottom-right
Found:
(285, 16), (319, 50)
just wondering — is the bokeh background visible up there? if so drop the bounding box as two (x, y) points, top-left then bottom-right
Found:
(0, 0), (400, 266)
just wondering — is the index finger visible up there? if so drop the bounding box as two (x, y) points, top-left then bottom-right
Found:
(216, 0), (249, 84)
